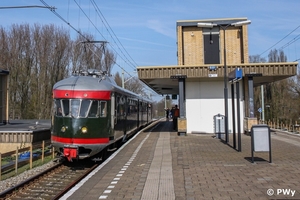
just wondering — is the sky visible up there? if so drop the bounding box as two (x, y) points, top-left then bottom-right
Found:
(1, 0), (300, 101)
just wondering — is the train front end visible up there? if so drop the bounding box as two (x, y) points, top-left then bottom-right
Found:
(51, 71), (113, 161)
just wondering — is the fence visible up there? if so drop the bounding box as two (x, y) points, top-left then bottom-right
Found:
(0, 140), (55, 180)
(261, 119), (300, 133)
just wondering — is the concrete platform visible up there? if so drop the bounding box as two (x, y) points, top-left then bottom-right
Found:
(0, 119), (51, 131)
(61, 119), (300, 200)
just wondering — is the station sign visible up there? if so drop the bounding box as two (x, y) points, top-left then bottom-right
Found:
(170, 75), (187, 79)
(228, 68), (243, 82)
(208, 74), (218, 77)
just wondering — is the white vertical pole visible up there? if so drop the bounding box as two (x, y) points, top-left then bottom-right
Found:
(261, 85), (265, 123)
(122, 68), (125, 88)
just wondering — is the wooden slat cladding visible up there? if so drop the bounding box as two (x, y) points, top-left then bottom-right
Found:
(138, 62), (298, 79)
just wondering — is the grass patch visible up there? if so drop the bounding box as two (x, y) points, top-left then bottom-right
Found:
(1, 155), (54, 181)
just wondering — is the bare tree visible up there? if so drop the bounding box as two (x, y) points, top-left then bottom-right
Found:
(0, 23), (120, 119)
(0, 23), (71, 119)
(125, 77), (146, 96)
(153, 98), (166, 118)
(71, 34), (99, 73)
(103, 48), (116, 75)
(250, 49), (298, 123)
(33, 24), (71, 119)
(114, 71), (122, 87)
(71, 35), (115, 75)
(3, 24), (34, 119)
(249, 55), (266, 63)
(253, 49), (297, 123)
(113, 70), (149, 98)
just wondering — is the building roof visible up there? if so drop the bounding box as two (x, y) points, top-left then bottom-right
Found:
(137, 62), (298, 95)
(176, 17), (249, 27)
(0, 69), (9, 75)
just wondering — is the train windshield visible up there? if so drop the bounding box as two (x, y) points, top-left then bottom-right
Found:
(89, 100), (98, 117)
(80, 100), (90, 117)
(54, 99), (107, 118)
(71, 100), (80, 117)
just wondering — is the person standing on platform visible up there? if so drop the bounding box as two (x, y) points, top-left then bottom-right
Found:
(165, 108), (170, 120)
(172, 105), (179, 130)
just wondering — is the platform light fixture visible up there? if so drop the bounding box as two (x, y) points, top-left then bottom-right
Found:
(231, 20), (251, 27)
(198, 19), (251, 143)
(197, 22), (216, 28)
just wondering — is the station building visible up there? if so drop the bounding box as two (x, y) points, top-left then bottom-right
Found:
(137, 17), (298, 135)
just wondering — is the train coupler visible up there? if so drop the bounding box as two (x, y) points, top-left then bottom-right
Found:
(63, 147), (78, 162)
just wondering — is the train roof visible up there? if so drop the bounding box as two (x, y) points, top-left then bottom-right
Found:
(53, 69), (152, 103)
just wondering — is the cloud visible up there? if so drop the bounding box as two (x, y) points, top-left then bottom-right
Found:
(118, 36), (175, 48)
(146, 19), (176, 39)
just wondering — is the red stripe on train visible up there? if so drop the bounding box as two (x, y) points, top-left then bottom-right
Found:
(53, 90), (111, 100)
(51, 135), (109, 144)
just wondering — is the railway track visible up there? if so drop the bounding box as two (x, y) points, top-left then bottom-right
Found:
(0, 160), (99, 200)
(0, 121), (156, 199)
(4, 123), (292, 200)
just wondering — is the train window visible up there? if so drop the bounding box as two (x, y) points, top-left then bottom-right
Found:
(55, 99), (62, 117)
(100, 101), (107, 117)
(88, 100), (99, 118)
(117, 96), (120, 103)
(62, 99), (70, 116)
(119, 104), (125, 117)
(80, 100), (90, 117)
(71, 100), (80, 118)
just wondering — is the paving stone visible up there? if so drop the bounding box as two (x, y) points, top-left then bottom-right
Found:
(63, 120), (300, 200)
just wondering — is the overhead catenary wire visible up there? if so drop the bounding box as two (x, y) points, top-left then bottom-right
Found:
(40, 0), (158, 96)
(0, 5), (56, 10)
(259, 25), (300, 60)
(40, 0), (84, 37)
(279, 34), (300, 62)
(40, 0), (137, 73)
(72, 0), (137, 71)
(90, 0), (139, 68)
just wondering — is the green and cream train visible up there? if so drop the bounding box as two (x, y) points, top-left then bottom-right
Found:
(51, 69), (153, 161)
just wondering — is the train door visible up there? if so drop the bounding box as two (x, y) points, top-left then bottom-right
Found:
(113, 93), (126, 141)
(123, 95), (128, 135)
(137, 100), (140, 128)
(147, 103), (152, 122)
(111, 92), (116, 130)
(127, 97), (138, 131)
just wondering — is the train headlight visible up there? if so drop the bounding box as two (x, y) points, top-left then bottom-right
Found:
(81, 126), (88, 134)
(61, 126), (66, 132)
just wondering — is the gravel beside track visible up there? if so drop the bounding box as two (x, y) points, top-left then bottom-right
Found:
(0, 160), (58, 193)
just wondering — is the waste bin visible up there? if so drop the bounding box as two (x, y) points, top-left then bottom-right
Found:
(213, 114), (225, 139)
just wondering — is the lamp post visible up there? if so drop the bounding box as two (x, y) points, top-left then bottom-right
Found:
(198, 20), (251, 143)
(266, 104), (270, 122)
